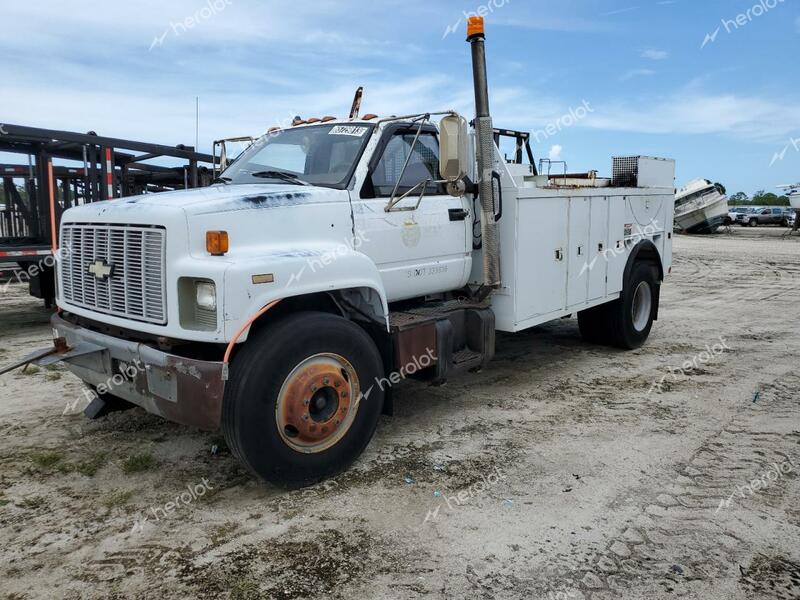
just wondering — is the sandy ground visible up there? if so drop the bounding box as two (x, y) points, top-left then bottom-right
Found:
(0, 227), (798, 600)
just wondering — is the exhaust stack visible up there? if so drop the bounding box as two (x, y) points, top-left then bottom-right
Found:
(467, 17), (501, 291)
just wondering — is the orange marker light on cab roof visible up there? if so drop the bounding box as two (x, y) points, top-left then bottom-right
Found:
(467, 16), (485, 39)
(206, 231), (229, 256)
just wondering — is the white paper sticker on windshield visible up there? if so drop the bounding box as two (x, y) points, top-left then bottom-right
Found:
(328, 125), (368, 137)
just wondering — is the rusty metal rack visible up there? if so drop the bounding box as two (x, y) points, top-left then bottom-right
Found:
(0, 124), (218, 305)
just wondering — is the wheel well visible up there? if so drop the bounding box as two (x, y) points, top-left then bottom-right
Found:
(627, 240), (664, 282)
(247, 292), (342, 339)
(245, 287), (388, 346)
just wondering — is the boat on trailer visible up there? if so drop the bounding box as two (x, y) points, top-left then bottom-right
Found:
(674, 179), (729, 234)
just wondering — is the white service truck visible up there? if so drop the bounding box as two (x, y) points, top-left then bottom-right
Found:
(33, 18), (675, 485)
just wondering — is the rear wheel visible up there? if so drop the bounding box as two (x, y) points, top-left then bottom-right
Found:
(578, 261), (659, 349)
(222, 311), (384, 487)
(577, 303), (611, 344)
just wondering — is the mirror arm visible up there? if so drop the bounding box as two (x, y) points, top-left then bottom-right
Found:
(387, 114), (430, 204)
(461, 175), (479, 195)
(385, 179), (431, 212)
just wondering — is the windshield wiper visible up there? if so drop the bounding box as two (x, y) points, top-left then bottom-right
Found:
(213, 176), (232, 184)
(250, 170), (310, 186)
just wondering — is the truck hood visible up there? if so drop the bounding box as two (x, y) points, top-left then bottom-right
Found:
(64, 183), (344, 220)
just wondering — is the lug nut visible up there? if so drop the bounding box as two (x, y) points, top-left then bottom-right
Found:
(323, 377), (330, 385)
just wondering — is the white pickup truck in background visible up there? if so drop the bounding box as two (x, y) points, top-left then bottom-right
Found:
(32, 17), (674, 486)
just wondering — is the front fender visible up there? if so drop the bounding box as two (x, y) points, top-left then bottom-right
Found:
(222, 245), (389, 341)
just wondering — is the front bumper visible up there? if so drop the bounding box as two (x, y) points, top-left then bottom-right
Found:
(51, 314), (225, 430)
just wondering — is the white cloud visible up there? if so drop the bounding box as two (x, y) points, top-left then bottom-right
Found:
(602, 6), (640, 16)
(581, 91), (800, 142)
(620, 68), (656, 81)
(549, 145), (563, 160)
(493, 16), (609, 33)
(641, 49), (669, 60)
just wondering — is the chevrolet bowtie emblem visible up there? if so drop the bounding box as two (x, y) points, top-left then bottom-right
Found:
(88, 260), (115, 281)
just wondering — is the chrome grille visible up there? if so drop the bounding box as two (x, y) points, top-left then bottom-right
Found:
(60, 224), (167, 325)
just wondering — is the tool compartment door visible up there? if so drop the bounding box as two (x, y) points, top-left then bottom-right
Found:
(516, 196), (568, 320)
(567, 197), (591, 308)
(587, 196), (609, 301)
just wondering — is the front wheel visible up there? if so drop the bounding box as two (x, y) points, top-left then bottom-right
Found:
(222, 311), (385, 487)
(749, 219), (758, 227)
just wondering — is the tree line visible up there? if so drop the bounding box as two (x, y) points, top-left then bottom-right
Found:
(726, 190), (792, 207)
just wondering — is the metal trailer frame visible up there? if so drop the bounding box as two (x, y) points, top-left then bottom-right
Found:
(0, 124), (219, 304)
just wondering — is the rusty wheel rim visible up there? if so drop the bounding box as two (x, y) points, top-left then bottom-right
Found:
(276, 353), (360, 453)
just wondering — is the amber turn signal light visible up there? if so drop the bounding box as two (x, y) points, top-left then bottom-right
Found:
(206, 231), (229, 256)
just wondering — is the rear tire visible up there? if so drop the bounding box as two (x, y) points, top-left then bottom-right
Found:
(578, 261), (659, 350)
(222, 311), (384, 487)
(578, 303), (611, 344)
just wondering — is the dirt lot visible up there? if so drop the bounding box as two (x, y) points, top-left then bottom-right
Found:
(0, 227), (798, 600)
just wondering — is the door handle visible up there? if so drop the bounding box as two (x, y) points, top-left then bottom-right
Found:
(448, 208), (469, 221)
(492, 171), (503, 221)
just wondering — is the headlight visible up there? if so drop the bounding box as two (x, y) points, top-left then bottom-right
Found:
(178, 278), (218, 331)
(196, 281), (217, 310)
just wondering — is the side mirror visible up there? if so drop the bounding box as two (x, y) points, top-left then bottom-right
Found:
(439, 115), (469, 186)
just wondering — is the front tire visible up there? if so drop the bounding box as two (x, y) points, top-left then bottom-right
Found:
(222, 311), (385, 487)
(749, 219), (758, 227)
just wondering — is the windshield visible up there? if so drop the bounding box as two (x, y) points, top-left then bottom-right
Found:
(221, 124), (373, 188)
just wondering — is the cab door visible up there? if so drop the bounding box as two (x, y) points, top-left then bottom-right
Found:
(353, 126), (471, 301)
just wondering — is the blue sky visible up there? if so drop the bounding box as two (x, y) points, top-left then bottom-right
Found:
(2, 0), (799, 195)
